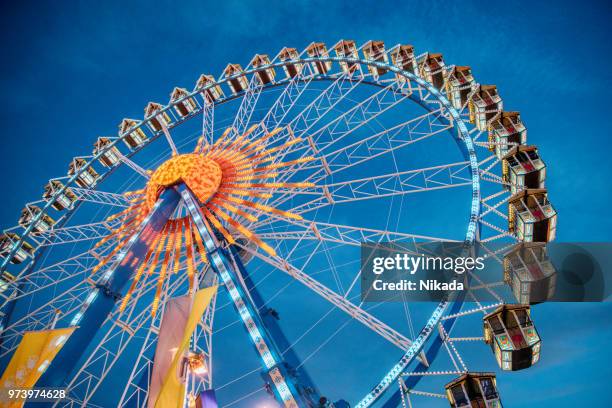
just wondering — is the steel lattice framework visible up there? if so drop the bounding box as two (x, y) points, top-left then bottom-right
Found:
(0, 39), (556, 408)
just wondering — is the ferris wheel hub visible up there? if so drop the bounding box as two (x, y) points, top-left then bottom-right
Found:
(145, 153), (222, 209)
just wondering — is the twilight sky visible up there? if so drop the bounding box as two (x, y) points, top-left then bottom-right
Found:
(0, 1), (610, 406)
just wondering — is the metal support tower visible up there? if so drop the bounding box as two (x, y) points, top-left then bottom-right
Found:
(179, 184), (316, 408)
(36, 188), (181, 388)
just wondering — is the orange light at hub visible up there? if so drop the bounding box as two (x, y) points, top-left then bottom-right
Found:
(92, 124), (314, 315)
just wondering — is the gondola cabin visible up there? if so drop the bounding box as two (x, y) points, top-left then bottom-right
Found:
(144, 102), (172, 132)
(306, 42), (332, 75)
(93, 137), (121, 168)
(469, 85), (503, 131)
(170, 87), (198, 118)
(418, 53), (446, 90)
(446, 66), (476, 109)
(508, 189), (556, 242)
(18, 205), (56, 233)
(502, 146), (546, 195)
(68, 158), (100, 188)
(0, 233), (35, 264)
(194, 74), (224, 103)
(278, 47), (303, 78)
(333, 40), (359, 75)
(391, 45), (417, 74)
(484, 305), (541, 370)
(43, 180), (77, 211)
(119, 118), (148, 149)
(445, 372), (502, 408)
(223, 64), (249, 95)
(0, 271), (16, 293)
(251, 54), (276, 85)
(489, 112), (527, 158)
(503, 243), (556, 304)
(363, 40), (388, 78)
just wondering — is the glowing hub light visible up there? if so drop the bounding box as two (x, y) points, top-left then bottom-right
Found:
(145, 154), (222, 211)
(90, 125), (315, 317)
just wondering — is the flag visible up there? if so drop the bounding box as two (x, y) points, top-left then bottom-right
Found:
(149, 286), (217, 408)
(0, 327), (75, 408)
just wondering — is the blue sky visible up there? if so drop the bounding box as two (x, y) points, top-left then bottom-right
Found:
(1, 0), (611, 406)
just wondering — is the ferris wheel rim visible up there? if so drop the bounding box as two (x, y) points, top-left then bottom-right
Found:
(0, 49), (487, 407)
(1, 54), (481, 272)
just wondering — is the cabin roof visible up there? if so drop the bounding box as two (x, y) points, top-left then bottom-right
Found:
(250, 54), (270, 66)
(509, 188), (548, 204)
(170, 87), (189, 100)
(502, 145), (538, 160)
(484, 304), (530, 320)
(445, 372), (496, 389)
(119, 118), (139, 133)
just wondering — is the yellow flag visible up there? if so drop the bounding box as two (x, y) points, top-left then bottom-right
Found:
(155, 286), (217, 408)
(0, 327), (75, 408)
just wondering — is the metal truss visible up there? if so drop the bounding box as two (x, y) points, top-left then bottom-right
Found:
(230, 74), (263, 137)
(256, 64), (316, 137)
(237, 242), (423, 359)
(281, 79), (413, 163)
(116, 151), (151, 179)
(55, 269), (189, 407)
(257, 218), (455, 246)
(266, 72), (364, 149)
(31, 219), (120, 247)
(289, 161), (472, 214)
(201, 97), (214, 147)
(71, 187), (133, 207)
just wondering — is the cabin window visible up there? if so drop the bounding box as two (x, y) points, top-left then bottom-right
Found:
(451, 385), (468, 406)
(480, 378), (497, 400)
(106, 151), (119, 163)
(80, 171), (95, 185)
(514, 309), (530, 326)
(489, 316), (505, 334)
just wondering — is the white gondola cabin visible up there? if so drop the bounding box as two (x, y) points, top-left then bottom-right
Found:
(391, 44), (417, 74)
(250, 54), (276, 85)
(446, 66), (476, 109)
(418, 52), (446, 90)
(193, 74), (224, 103)
(489, 112), (527, 158)
(0, 233), (35, 264)
(93, 137), (121, 167)
(170, 88), (198, 118)
(278, 47), (303, 78)
(333, 40), (359, 75)
(445, 372), (502, 408)
(508, 189), (557, 242)
(469, 85), (503, 131)
(484, 305), (541, 371)
(363, 40), (388, 78)
(43, 180), (76, 211)
(119, 118), (148, 149)
(502, 146), (546, 195)
(68, 158), (100, 188)
(306, 42), (332, 75)
(0, 271), (16, 293)
(144, 102), (172, 132)
(18, 205), (56, 233)
(503, 243), (556, 305)
(223, 64), (249, 95)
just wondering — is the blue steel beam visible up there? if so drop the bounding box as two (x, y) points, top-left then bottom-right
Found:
(227, 245), (322, 401)
(36, 188), (181, 388)
(178, 184), (312, 408)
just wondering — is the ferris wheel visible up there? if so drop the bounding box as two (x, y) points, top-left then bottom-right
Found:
(0, 39), (557, 408)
